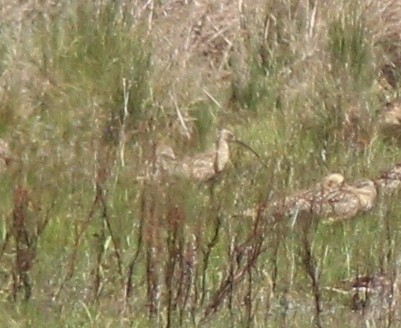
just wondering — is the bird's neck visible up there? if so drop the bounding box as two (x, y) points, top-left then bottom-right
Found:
(215, 139), (229, 172)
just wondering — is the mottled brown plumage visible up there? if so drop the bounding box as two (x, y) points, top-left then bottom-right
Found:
(270, 174), (377, 223)
(375, 162), (401, 194)
(154, 129), (258, 182)
(154, 144), (177, 175)
(182, 129), (236, 181)
(379, 99), (401, 143)
(0, 138), (11, 170)
(351, 274), (394, 311)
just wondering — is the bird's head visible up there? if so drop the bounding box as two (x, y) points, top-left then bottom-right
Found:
(218, 129), (236, 143)
(322, 173), (345, 189)
(156, 144), (176, 161)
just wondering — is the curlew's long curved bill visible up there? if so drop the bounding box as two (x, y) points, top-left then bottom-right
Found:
(234, 140), (265, 165)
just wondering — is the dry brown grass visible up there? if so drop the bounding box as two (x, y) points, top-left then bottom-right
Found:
(1, 0), (401, 127)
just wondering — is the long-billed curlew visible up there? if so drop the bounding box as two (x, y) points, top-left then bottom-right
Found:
(326, 273), (395, 311)
(375, 162), (401, 193)
(240, 173), (345, 221)
(154, 144), (177, 175)
(154, 129), (262, 182)
(351, 273), (395, 311)
(269, 174), (377, 224)
(273, 173), (344, 214)
(0, 138), (11, 170)
(322, 179), (377, 223)
(379, 99), (401, 143)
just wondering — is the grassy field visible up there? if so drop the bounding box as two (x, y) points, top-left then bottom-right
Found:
(1, 0), (401, 327)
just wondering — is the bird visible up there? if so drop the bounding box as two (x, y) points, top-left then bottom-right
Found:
(185, 128), (249, 181)
(321, 173), (346, 189)
(325, 273), (395, 311)
(272, 173), (345, 219)
(378, 99), (401, 144)
(0, 138), (11, 170)
(380, 63), (399, 89)
(321, 179), (377, 223)
(348, 180), (377, 210)
(263, 173), (344, 224)
(156, 144), (176, 161)
(270, 174), (377, 224)
(351, 273), (394, 311)
(375, 162), (401, 194)
(153, 129), (261, 182)
(154, 144), (177, 175)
